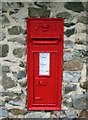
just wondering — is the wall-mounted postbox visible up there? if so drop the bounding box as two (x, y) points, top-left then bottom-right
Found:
(26, 18), (64, 110)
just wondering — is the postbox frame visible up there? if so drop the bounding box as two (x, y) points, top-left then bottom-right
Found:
(26, 18), (64, 110)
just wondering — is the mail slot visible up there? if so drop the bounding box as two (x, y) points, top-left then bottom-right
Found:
(26, 18), (64, 110)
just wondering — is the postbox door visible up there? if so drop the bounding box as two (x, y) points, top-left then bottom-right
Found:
(33, 52), (58, 106)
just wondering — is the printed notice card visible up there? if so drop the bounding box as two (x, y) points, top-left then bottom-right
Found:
(39, 53), (50, 75)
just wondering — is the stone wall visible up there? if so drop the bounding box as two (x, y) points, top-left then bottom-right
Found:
(0, 1), (87, 119)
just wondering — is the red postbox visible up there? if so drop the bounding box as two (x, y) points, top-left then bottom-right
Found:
(26, 18), (64, 110)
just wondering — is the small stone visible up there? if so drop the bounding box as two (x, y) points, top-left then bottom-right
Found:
(74, 44), (86, 51)
(0, 44), (9, 57)
(7, 2), (24, 14)
(65, 84), (77, 93)
(60, 12), (75, 25)
(74, 50), (87, 59)
(19, 81), (27, 87)
(7, 36), (26, 45)
(8, 26), (25, 35)
(64, 40), (75, 49)
(10, 108), (27, 115)
(78, 16), (88, 24)
(5, 97), (12, 103)
(8, 3), (23, 10)
(17, 70), (26, 80)
(11, 7), (28, 19)
(66, 108), (78, 118)
(80, 81), (88, 90)
(63, 98), (73, 107)
(28, 7), (50, 18)
(2, 66), (10, 73)
(0, 85), (4, 92)
(9, 9), (19, 15)
(59, 111), (67, 118)
(64, 52), (73, 61)
(68, 34), (76, 43)
(63, 71), (81, 83)
(0, 32), (6, 41)
(0, 107), (8, 118)
(12, 71), (17, 78)
(78, 110), (88, 119)
(25, 112), (50, 118)
(19, 61), (25, 68)
(64, 60), (83, 71)
(73, 57), (83, 64)
(56, 12), (71, 19)
(2, 2), (9, 12)
(34, 2), (49, 8)
(81, 50), (88, 57)
(65, 28), (75, 37)
(73, 93), (88, 109)
(64, 2), (85, 13)
(51, 111), (61, 118)
(9, 97), (21, 106)
(7, 84), (22, 94)
(2, 91), (17, 97)
(13, 47), (26, 58)
(2, 14), (10, 24)
(17, 2), (24, 7)
(64, 22), (75, 27)
(75, 33), (86, 45)
(0, 100), (5, 106)
(75, 23), (86, 33)
(2, 74), (16, 90)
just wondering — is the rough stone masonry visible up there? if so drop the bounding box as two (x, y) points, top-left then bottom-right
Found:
(0, 1), (88, 119)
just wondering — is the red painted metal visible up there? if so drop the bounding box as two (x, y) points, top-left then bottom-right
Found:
(26, 18), (64, 110)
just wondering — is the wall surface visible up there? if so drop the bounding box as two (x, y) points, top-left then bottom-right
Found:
(0, 1), (88, 119)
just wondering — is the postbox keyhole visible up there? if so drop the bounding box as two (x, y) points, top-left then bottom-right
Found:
(38, 81), (41, 85)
